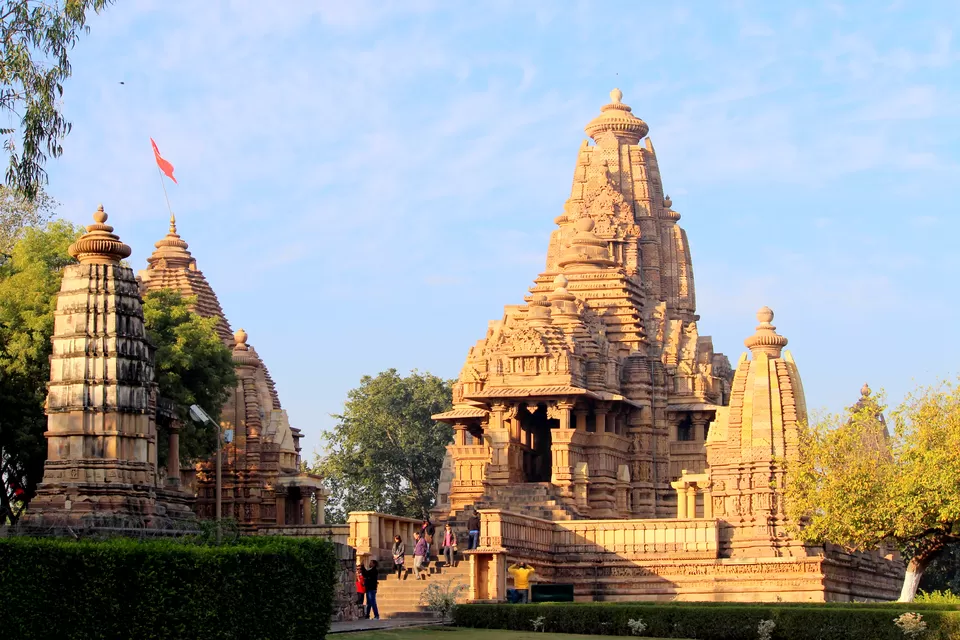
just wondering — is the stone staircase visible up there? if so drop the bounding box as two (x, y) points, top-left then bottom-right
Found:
(473, 482), (583, 521)
(373, 557), (471, 619)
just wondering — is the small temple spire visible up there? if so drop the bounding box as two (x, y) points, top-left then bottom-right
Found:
(861, 382), (872, 398)
(743, 306), (788, 358)
(68, 205), (132, 265)
(169, 212), (177, 233)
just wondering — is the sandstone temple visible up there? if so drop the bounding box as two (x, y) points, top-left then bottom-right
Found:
(23, 208), (325, 530)
(422, 89), (903, 602)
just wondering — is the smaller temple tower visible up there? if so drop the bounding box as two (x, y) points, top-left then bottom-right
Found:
(705, 306), (808, 557)
(25, 207), (172, 527)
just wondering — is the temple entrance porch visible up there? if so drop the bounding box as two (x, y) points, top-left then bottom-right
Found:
(518, 403), (555, 483)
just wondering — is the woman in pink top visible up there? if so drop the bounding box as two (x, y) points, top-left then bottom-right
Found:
(441, 522), (458, 568)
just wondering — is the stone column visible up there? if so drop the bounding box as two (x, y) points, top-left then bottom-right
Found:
(671, 480), (687, 518)
(276, 496), (286, 525)
(300, 494), (310, 526)
(686, 485), (697, 518)
(167, 424), (181, 487)
(595, 402), (610, 434)
(702, 482), (713, 519)
(693, 415), (709, 441)
(574, 408), (588, 431)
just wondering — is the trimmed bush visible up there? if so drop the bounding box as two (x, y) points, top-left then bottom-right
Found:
(453, 603), (960, 640)
(0, 536), (338, 640)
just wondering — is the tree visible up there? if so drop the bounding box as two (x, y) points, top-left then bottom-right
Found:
(0, 184), (56, 254)
(786, 384), (960, 602)
(316, 369), (453, 523)
(1, 0), (115, 199)
(0, 219), (81, 524)
(141, 289), (237, 467)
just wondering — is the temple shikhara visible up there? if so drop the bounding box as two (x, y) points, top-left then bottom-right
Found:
(427, 90), (903, 601)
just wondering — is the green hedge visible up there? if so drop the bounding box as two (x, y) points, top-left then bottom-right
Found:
(453, 603), (960, 640)
(0, 536), (338, 640)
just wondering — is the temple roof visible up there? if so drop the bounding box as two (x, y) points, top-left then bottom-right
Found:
(139, 215), (282, 409)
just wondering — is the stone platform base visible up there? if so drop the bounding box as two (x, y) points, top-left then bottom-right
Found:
(22, 481), (196, 532)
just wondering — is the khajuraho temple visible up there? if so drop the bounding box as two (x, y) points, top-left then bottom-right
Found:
(139, 215), (325, 529)
(23, 207), (324, 531)
(431, 90), (903, 601)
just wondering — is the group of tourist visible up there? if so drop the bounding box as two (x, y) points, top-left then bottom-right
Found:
(354, 510), (488, 620)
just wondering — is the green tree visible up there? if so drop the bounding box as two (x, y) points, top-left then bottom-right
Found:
(1, 0), (115, 199)
(0, 219), (81, 523)
(0, 185), (57, 254)
(786, 384), (960, 602)
(142, 289), (237, 467)
(316, 369), (453, 523)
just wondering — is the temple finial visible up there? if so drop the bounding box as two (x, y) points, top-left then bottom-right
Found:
(744, 306), (788, 357)
(610, 88), (623, 104)
(861, 383), (871, 398)
(169, 212), (177, 234)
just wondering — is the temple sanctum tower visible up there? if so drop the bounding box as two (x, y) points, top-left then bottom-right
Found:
(434, 88), (732, 520)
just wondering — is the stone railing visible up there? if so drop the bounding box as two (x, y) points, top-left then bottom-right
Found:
(256, 524), (350, 546)
(554, 518), (719, 558)
(474, 509), (719, 560)
(347, 512), (423, 562)
(477, 509), (555, 557)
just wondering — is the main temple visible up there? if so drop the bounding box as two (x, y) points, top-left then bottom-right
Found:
(430, 90), (902, 601)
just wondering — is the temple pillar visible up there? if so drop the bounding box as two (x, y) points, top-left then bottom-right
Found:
(693, 415), (709, 441)
(595, 402), (610, 434)
(671, 480), (687, 518)
(574, 408), (588, 431)
(702, 483), (713, 519)
(167, 424), (181, 487)
(300, 494), (310, 526)
(686, 485), (697, 518)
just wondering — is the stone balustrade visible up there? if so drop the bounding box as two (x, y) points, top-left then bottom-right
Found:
(554, 518), (718, 558)
(475, 508), (719, 560)
(347, 511), (423, 562)
(256, 523), (350, 546)
(477, 509), (554, 557)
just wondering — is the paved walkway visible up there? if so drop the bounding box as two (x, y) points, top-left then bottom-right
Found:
(329, 618), (442, 634)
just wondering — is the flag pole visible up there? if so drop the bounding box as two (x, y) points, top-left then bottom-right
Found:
(155, 163), (174, 221)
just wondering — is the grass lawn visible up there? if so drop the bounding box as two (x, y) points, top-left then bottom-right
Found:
(340, 627), (687, 640)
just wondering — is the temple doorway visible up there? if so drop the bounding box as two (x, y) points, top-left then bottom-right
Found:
(519, 404), (556, 483)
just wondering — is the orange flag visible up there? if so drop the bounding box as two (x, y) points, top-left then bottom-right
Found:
(150, 138), (177, 184)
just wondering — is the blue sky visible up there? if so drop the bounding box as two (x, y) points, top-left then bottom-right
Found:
(45, 1), (960, 455)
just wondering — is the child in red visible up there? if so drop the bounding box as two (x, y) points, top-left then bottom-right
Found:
(355, 566), (366, 617)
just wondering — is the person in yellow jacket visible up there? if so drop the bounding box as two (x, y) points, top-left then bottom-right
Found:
(507, 562), (535, 604)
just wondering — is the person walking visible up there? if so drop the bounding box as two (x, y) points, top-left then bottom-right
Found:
(413, 530), (429, 580)
(392, 534), (406, 580)
(360, 559), (380, 620)
(507, 562), (535, 604)
(421, 518), (436, 561)
(467, 509), (481, 550)
(440, 522), (458, 568)
(354, 565), (366, 618)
